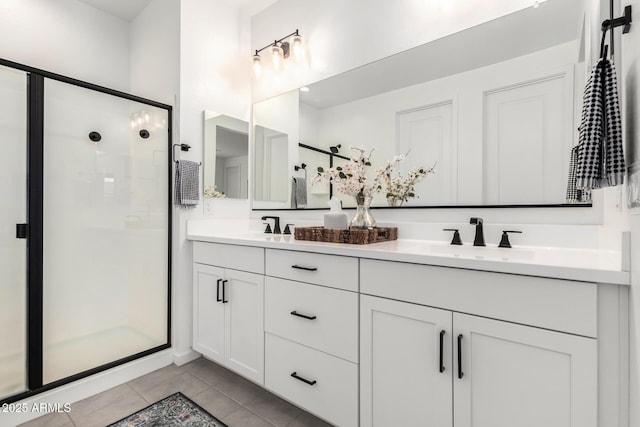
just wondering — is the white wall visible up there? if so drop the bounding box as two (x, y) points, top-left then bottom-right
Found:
(130, 0), (180, 105)
(0, 0), (131, 91)
(173, 0), (254, 363)
(251, 0), (539, 102)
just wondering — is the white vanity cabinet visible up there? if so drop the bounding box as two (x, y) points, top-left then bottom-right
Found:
(360, 259), (598, 427)
(263, 249), (359, 427)
(189, 236), (628, 427)
(192, 242), (265, 384)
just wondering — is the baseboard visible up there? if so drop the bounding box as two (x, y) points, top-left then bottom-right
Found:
(173, 349), (200, 366)
(1, 349), (174, 426)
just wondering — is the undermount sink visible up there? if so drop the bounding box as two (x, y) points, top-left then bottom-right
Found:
(428, 243), (535, 261)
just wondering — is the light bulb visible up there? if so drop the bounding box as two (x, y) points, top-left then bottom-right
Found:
(143, 111), (150, 123)
(253, 54), (262, 78)
(271, 44), (284, 71)
(291, 34), (303, 62)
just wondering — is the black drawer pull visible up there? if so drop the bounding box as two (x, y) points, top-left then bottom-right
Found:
(439, 330), (446, 373)
(457, 334), (464, 379)
(290, 311), (317, 320)
(291, 265), (318, 272)
(216, 279), (222, 302)
(222, 279), (228, 303)
(291, 372), (317, 386)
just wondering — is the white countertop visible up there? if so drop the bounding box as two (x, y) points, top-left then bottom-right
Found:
(187, 223), (630, 285)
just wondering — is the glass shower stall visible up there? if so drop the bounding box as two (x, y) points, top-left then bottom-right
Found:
(0, 59), (171, 403)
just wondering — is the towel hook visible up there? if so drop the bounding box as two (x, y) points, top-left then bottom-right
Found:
(600, 5), (632, 58)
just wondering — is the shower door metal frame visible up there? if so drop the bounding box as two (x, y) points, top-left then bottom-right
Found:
(0, 57), (173, 405)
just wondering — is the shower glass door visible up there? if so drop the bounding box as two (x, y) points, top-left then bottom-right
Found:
(41, 78), (169, 384)
(0, 64), (27, 399)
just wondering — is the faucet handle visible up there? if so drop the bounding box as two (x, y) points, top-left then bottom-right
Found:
(470, 217), (483, 225)
(283, 224), (294, 235)
(498, 230), (522, 248)
(443, 228), (463, 245)
(263, 223), (273, 234)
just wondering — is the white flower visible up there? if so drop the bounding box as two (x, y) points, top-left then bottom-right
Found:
(312, 146), (383, 198)
(204, 185), (226, 198)
(377, 156), (436, 203)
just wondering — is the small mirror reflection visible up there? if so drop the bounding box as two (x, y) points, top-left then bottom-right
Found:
(203, 112), (248, 199)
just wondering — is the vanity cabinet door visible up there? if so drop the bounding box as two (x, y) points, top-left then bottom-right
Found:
(192, 264), (226, 365)
(360, 295), (453, 427)
(224, 269), (264, 384)
(192, 264), (265, 385)
(453, 313), (597, 427)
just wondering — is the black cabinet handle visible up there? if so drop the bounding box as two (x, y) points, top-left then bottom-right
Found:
(290, 311), (317, 320)
(216, 279), (222, 302)
(291, 265), (318, 272)
(291, 372), (317, 386)
(439, 330), (446, 373)
(457, 334), (464, 379)
(222, 279), (228, 303)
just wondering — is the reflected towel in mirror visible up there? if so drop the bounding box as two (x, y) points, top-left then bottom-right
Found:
(291, 177), (307, 208)
(174, 160), (200, 208)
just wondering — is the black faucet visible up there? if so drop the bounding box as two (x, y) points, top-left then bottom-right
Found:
(261, 216), (281, 234)
(470, 217), (485, 246)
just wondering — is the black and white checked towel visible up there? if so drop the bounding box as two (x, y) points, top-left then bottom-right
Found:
(174, 160), (200, 208)
(574, 58), (624, 189)
(566, 145), (591, 203)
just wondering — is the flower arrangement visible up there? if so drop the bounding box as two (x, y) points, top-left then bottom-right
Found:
(313, 146), (383, 199)
(312, 146), (435, 227)
(380, 155), (436, 206)
(203, 185), (226, 198)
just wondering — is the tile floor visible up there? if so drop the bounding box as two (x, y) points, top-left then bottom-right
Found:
(19, 358), (333, 427)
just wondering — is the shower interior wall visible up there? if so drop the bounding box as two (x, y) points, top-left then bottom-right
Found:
(41, 79), (169, 384)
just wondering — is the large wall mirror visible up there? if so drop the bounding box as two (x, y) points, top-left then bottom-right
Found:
(204, 111), (248, 199)
(252, 0), (593, 210)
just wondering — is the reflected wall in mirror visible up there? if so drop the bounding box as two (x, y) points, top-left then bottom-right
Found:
(204, 111), (248, 199)
(252, 0), (592, 210)
(252, 89), (295, 208)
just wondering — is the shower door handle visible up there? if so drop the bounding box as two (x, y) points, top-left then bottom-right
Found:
(16, 223), (28, 239)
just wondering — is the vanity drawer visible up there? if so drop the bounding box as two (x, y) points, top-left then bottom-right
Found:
(265, 333), (358, 427)
(265, 249), (358, 291)
(360, 258), (598, 337)
(265, 277), (358, 362)
(193, 242), (264, 274)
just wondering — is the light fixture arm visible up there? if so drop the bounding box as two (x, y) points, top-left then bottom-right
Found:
(254, 29), (300, 56)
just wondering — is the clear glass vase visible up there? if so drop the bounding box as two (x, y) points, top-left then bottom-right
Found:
(387, 196), (403, 207)
(350, 193), (376, 229)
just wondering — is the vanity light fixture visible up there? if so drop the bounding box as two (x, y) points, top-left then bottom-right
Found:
(300, 86), (310, 92)
(252, 29), (304, 78)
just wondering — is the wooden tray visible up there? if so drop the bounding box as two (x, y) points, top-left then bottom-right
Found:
(294, 226), (398, 245)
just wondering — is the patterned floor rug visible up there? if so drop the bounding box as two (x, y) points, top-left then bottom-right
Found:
(108, 392), (228, 426)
